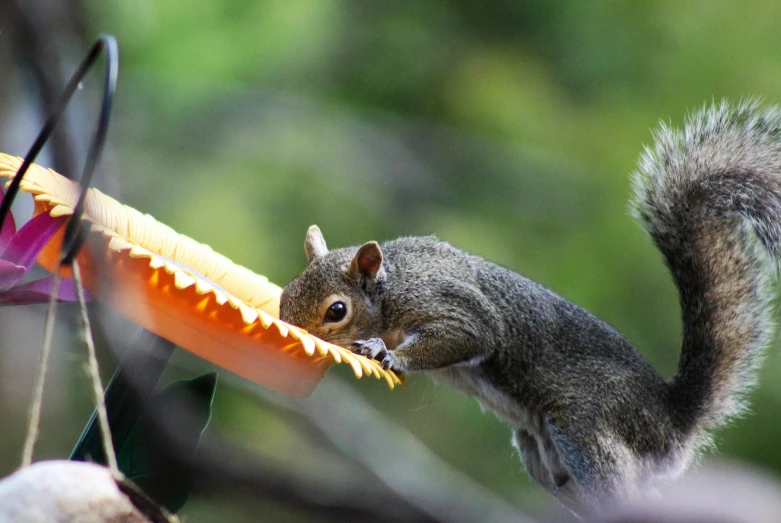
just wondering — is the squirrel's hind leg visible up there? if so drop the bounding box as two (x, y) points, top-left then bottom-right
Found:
(513, 430), (560, 489)
(514, 427), (591, 517)
(544, 417), (645, 513)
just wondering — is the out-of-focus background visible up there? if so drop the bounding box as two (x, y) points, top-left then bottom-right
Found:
(2, 2), (781, 521)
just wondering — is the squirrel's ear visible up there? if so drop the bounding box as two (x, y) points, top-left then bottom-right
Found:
(349, 241), (385, 283)
(305, 225), (328, 263)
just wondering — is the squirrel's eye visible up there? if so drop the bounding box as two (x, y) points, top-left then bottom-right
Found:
(324, 301), (347, 323)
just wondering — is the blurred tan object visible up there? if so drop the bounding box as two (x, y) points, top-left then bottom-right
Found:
(0, 153), (400, 397)
(590, 461), (781, 523)
(0, 461), (150, 522)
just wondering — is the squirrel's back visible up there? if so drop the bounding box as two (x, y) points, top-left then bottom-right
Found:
(378, 100), (781, 461)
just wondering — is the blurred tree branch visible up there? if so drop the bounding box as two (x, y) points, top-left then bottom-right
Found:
(109, 352), (538, 522)
(260, 377), (538, 523)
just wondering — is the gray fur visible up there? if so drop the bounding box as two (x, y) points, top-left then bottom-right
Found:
(280, 100), (781, 515)
(633, 100), (781, 435)
(305, 225), (329, 262)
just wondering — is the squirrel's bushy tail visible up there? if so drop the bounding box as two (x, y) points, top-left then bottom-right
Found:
(633, 100), (781, 438)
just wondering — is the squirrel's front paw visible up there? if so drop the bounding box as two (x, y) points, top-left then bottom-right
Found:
(350, 338), (401, 371)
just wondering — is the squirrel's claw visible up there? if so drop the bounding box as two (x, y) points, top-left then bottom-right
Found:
(350, 338), (387, 360)
(350, 337), (402, 370)
(380, 352), (399, 370)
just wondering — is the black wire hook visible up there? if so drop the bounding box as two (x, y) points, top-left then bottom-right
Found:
(0, 33), (119, 266)
(5, 36), (183, 503)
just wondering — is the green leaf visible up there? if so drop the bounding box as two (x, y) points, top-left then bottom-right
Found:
(117, 372), (217, 513)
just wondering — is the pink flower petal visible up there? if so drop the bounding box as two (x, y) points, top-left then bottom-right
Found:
(0, 289), (54, 305)
(2, 213), (68, 271)
(0, 189), (16, 253)
(0, 277), (82, 305)
(15, 277), (82, 300)
(0, 259), (25, 291)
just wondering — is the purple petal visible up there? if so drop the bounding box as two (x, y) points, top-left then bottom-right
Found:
(0, 289), (54, 305)
(15, 277), (83, 300)
(0, 259), (25, 290)
(2, 213), (68, 271)
(0, 190), (16, 253)
(0, 277), (85, 305)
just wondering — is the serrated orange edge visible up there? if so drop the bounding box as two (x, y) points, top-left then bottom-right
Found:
(0, 154), (401, 397)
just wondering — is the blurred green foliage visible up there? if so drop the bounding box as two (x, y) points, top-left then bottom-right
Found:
(6, 1), (781, 520)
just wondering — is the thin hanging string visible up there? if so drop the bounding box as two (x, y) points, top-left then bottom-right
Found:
(15, 34), (120, 471)
(20, 267), (62, 467)
(72, 260), (118, 475)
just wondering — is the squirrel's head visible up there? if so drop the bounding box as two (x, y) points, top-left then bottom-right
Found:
(279, 225), (386, 347)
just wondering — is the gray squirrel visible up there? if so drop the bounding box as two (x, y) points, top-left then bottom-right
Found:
(279, 101), (781, 514)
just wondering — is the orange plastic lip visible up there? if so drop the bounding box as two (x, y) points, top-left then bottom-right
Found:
(39, 230), (331, 397)
(0, 154), (400, 398)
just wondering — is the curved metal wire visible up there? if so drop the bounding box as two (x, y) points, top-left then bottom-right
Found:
(0, 33), (118, 265)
